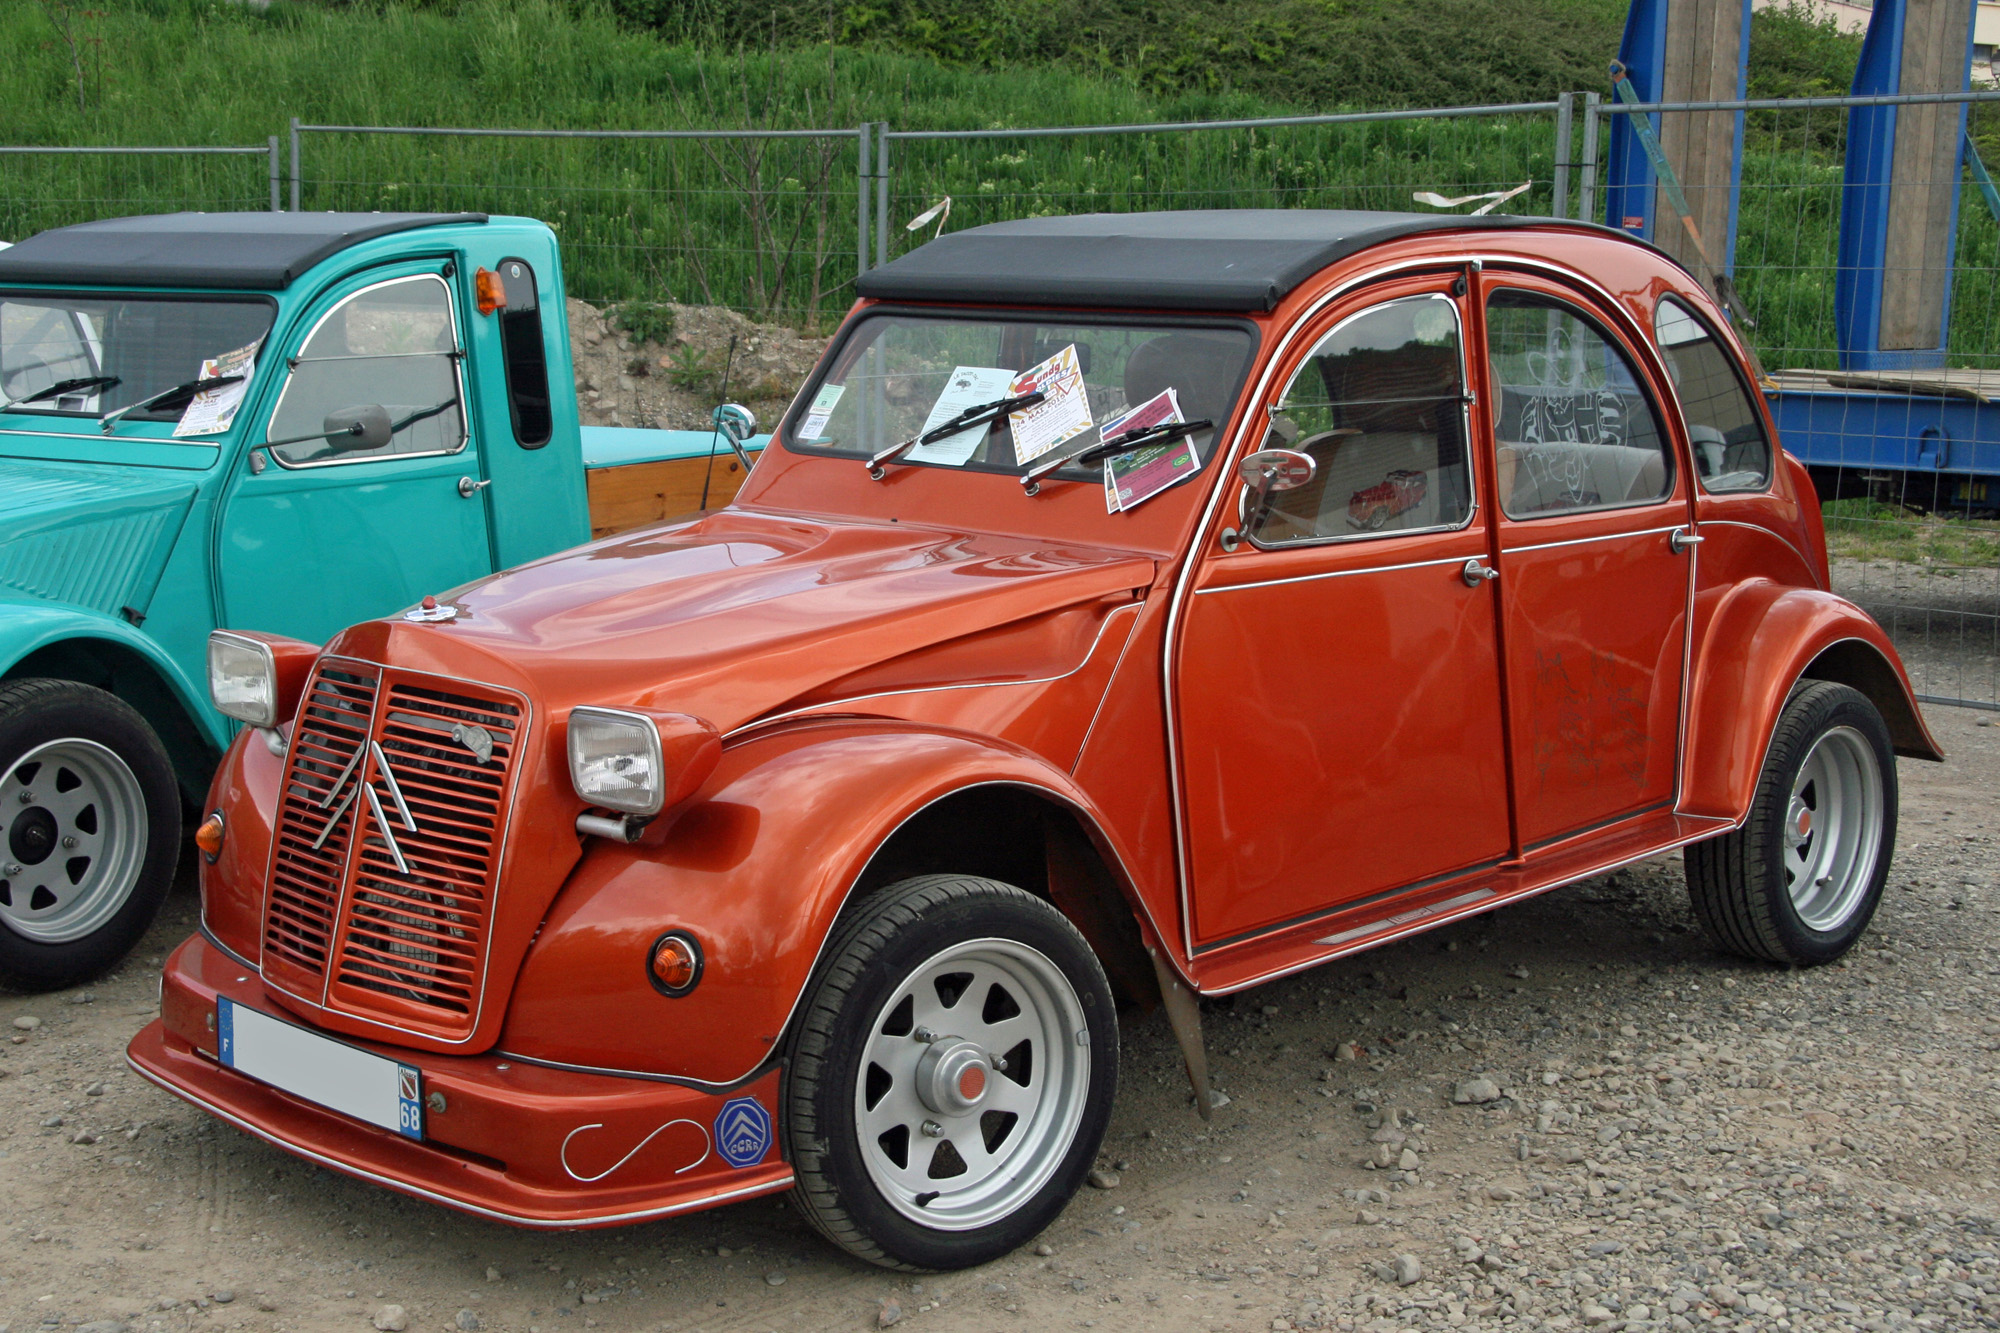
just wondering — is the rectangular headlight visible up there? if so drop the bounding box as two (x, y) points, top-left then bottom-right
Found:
(208, 631), (279, 728)
(567, 707), (664, 817)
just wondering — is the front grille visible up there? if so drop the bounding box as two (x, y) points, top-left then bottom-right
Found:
(261, 658), (526, 1040)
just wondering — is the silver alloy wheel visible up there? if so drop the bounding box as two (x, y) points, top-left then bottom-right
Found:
(1783, 725), (1885, 932)
(0, 739), (149, 945)
(854, 936), (1091, 1231)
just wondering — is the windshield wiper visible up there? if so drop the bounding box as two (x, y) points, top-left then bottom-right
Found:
(1020, 418), (1214, 495)
(1, 375), (121, 412)
(866, 390), (1046, 480)
(98, 374), (243, 434)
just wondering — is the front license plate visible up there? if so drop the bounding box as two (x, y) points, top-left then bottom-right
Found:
(217, 997), (424, 1140)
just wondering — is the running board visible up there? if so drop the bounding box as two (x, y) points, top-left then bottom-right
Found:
(1186, 810), (1736, 995)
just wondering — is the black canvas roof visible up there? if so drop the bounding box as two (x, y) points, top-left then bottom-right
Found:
(855, 209), (1572, 312)
(0, 212), (488, 290)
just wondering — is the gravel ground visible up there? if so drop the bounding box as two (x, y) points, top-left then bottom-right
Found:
(1, 707), (1995, 1333)
(1831, 558), (1999, 708)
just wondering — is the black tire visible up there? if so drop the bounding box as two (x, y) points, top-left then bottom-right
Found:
(1685, 681), (1897, 965)
(0, 679), (181, 992)
(784, 875), (1118, 1270)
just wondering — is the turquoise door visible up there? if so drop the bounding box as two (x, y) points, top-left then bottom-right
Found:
(217, 265), (497, 646)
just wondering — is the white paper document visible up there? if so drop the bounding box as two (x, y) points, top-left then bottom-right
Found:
(906, 365), (1017, 466)
(174, 340), (259, 437)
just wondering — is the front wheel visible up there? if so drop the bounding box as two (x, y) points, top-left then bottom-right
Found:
(784, 875), (1118, 1270)
(0, 679), (181, 992)
(1685, 681), (1897, 965)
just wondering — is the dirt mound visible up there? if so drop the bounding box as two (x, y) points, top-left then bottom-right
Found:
(566, 298), (829, 434)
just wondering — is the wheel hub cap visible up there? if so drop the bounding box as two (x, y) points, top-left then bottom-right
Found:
(1781, 726), (1884, 934)
(0, 738), (148, 944)
(917, 1039), (990, 1115)
(9, 806), (58, 866)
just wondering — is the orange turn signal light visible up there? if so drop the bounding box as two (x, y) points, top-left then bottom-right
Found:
(195, 811), (226, 862)
(474, 266), (508, 316)
(647, 932), (702, 996)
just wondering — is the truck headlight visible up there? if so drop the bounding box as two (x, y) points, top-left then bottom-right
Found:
(207, 630), (321, 730)
(567, 706), (723, 824)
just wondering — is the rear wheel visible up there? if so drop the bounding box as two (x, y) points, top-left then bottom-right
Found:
(0, 680), (181, 992)
(784, 875), (1117, 1270)
(1685, 681), (1896, 965)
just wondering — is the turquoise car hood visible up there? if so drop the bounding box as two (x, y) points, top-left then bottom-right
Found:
(0, 459), (198, 618)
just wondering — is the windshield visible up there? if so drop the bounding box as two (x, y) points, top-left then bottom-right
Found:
(0, 291), (274, 422)
(787, 312), (1255, 484)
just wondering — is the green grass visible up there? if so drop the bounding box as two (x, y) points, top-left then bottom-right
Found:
(1823, 499), (2000, 567)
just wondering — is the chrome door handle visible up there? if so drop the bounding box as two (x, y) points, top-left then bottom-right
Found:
(457, 476), (492, 499)
(1460, 558), (1500, 587)
(1670, 527), (1705, 554)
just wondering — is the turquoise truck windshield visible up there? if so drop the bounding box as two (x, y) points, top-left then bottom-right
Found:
(0, 291), (274, 422)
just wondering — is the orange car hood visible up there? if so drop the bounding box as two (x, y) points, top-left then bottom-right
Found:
(349, 509), (1157, 733)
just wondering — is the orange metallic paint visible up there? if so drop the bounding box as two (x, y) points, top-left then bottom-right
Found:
(145, 218), (1941, 1234)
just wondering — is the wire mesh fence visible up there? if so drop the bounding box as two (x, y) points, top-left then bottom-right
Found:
(1591, 90), (2000, 710)
(292, 123), (866, 330)
(0, 143), (280, 243)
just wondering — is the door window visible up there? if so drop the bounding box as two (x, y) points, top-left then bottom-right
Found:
(267, 274), (466, 467)
(1486, 291), (1672, 518)
(1252, 293), (1474, 545)
(1653, 297), (1771, 493)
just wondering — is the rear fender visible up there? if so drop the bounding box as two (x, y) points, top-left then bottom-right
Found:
(0, 597), (224, 796)
(1680, 582), (1941, 822)
(498, 718), (1163, 1087)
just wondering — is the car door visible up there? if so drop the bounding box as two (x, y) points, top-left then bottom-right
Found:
(217, 265), (496, 646)
(1175, 278), (1514, 948)
(1479, 276), (1696, 849)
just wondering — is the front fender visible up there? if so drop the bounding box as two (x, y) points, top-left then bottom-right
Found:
(1680, 580), (1942, 821)
(497, 719), (1150, 1087)
(0, 595), (225, 751)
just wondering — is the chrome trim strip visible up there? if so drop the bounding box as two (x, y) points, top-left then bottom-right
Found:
(1500, 524), (1683, 555)
(1314, 887), (1498, 947)
(198, 923), (261, 973)
(490, 1050), (783, 1095)
(127, 1054), (793, 1228)
(723, 599), (1143, 742)
(1162, 248), (1701, 967)
(1071, 598), (1155, 772)
(1696, 518), (1813, 576)
(1193, 552), (1468, 596)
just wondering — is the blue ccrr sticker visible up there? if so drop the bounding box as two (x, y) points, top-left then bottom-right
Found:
(713, 1096), (772, 1168)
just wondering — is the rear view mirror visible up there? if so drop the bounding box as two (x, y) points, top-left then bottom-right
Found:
(1223, 448), (1317, 552)
(320, 404), (393, 454)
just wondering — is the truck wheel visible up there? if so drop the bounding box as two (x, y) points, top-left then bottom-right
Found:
(784, 874), (1118, 1270)
(0, 680), (181, 992)
(1685, 681), (1896, 966)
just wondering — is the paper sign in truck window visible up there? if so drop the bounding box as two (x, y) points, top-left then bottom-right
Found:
(1008, 344), (1094, 465)
(1099, 388), (1202, 512)
(796, 382), (845, 440)
(908, 366), (1017, 465)
(175, 340), (259, 438)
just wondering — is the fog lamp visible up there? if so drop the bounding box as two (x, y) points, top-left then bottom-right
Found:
(647, 931), (703, 996)
(195, 811), (226, 863)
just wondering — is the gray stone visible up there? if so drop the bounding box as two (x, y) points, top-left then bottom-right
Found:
(1393, 1254), (1422, 1285)
(1454, 1078), (1502, 1104)
(1087, 1168), (1120, 1189)
(372, 1306), (408, 1333)
(211, 1290), (233, 1304)
(12, 1016), (40, 1031)
(765, 1271), (785, 1286)
(877, 1297), (904, 1328)
(454, 1310), (481, 1331)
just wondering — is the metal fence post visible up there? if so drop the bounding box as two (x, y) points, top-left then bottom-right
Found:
(268, 136), (282, 212)
(1578, 93), (1601, 223)
(857, 122), (872, 278)
(875, 123), (890, 268)
(289, 117), (302, 212)
(1552, 93), (1574, 219)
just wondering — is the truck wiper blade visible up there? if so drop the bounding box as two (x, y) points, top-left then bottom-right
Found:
(98, 374), (243, 434)
(1, 375), (120, 411)
(866, 390), (1047, 480)
(1020, 418), (1213, 495)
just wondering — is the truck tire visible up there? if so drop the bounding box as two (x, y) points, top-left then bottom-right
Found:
(1685, 681), (1896, 966)
(784, 875), (1118, 1270)
(0, 679), (181, 992)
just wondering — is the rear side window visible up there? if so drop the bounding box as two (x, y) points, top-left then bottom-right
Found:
(1654, 297), (1771, 493)
(496, 258), (553, 448)
(1486, 290), (1673, 518)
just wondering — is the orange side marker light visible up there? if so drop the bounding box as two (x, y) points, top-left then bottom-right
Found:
(195, 811), (226, 862)
(474, 266), (508, 316)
